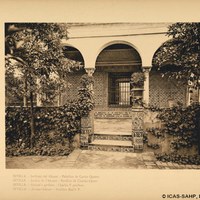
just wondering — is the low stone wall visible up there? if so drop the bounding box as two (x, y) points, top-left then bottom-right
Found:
(144, 133), (198, 155)
(144, 110), (162, 129)
(143, 110), (198, 155)
(94, 111), (131, 118)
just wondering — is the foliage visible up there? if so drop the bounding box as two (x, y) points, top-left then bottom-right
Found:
(130, 72), (145, 88)
(147, 143), (160, 149)
(77, 74), (95, 116)
(5, 23), (81, 105)
(6, 130), (70, 157)
(144, 128), (163, 150)
(130, 72), (145, 106)
(157, 103), (200, 150)
(143, 131), (148, 144)
(153, 23), (200, 88)
(156, 153), (200, 165)
(146, 128), (165, 139)
(5, 23), (82, 147)
(131, 96), (144, 107)
(6, 74), (95, 156)
(151, 23), (200, 155)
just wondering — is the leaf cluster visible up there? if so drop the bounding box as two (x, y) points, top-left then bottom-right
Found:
(157, 103), (200, 150)
(156, 153), (200, 165)
(5, 23), (82, 104)
(6, 74), (95, 156)
(153, 23), (200, 88)
(130, 72), (145, 88)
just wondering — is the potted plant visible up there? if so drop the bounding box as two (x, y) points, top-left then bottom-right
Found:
(130, 72), (145, 107)
(130, 72), (145, 88)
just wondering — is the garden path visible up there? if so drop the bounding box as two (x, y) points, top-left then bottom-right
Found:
(6, 149), (200, 169)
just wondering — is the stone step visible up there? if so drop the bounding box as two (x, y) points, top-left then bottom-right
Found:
(93, 132), (132, 141)
(95, 131), (132, 135)
(88, 139), (134, 153)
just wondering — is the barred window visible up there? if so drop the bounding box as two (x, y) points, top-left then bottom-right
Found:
(108, 73), (131, 107)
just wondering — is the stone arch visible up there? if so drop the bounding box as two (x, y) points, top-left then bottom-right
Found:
(61, 43), (85, 66)
(95, 40), (142, 72)
(151, 39), (175, 68)
(95, 40), (142, 67)
(150, 39), (187, 107)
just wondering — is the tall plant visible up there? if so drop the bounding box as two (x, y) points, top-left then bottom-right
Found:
(153, 23), (200, 89)
(5, 23), (81, 147)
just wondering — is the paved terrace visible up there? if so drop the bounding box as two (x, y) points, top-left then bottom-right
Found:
(6, 149), (200, 169)
(94, 119), (132, 134)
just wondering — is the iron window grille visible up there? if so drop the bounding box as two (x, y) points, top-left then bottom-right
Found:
(108, 72), (132, 107)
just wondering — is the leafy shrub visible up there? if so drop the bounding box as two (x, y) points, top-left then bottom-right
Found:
(147, 143), (160, 149)
(6, 131), (70, 156)
(143, 131), (148, 143)
(157, 103), (200, 150)
(156, 153), (200, 165)
(146, 128), (165, 139)
(6, 74), (95, 156)
(130, 72), (145, 88)
(144, 129), (162, 150)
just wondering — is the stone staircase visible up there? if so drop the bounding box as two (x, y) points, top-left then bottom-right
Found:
(88, 135), (134, 152)
(88, 119), (134, 152)
(88, 129), (134, 153)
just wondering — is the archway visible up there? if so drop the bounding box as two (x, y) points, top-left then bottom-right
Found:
(92, 43), (142, 151)
(94, 43), (142, 115)
(62, 45), (85, 65)
(61, 45), (85, 105)
(150, 41), (188, 108)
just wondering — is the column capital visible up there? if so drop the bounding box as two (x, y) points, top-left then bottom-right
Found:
(142, 66), (151, 73)
(85, 68), (95, 76)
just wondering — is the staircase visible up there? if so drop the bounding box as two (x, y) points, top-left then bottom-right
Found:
(88, 119), (134, 152)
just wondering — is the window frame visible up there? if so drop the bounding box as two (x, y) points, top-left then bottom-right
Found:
(108, 72), (132, 108)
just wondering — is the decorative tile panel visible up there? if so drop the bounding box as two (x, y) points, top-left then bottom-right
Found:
(149, 71), (186, 107)
(94, 111), (131, 118)
(88, 145), (134, 152)
(93, 134), (132, 141)
(132, 107), (144, 150)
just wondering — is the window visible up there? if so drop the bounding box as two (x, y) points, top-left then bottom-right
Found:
(108, 73), (131, 106)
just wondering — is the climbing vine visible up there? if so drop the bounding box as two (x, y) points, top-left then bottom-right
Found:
(157, 103), (200, 150)
(6, 74), (95, 156)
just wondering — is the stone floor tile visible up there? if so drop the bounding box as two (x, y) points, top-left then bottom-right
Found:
(155, 161), (162, 165)
(144, 162), (156, 166)
(159, 162), (168, 167)
(172, 163), (180, 167)
(166, 162), (174, 167)
(146, 165), (158, 169)
(6, 149), (200, 169)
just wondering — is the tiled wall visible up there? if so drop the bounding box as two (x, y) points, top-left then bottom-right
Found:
(62, 70), (187, 118)
(149, 71), (186, 107)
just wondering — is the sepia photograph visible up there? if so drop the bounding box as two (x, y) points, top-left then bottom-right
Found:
(1, 1), (200, 200)
(5, 22), (200, 169)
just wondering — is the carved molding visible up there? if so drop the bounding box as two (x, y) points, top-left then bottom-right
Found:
(142, 66), (151, 73)
(132, 107), (144, 150)
(85, 68), (95, 76)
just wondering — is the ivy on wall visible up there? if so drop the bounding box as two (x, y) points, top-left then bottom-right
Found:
(156, 153), (200, 165)
(6, 74), (95, 156)
(157, 103), (200, 150)
(143, 103), (200, 162)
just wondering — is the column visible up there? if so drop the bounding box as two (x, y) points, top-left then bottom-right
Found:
(80, 68), (95, 148)
(130, 73), (144, 151)
(36, 78), (42, 106)
(198, 87), (200, 104)
(186, 86), (191, 106)
(132, 107), (144, 151)
(142, 67), (151, 105)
